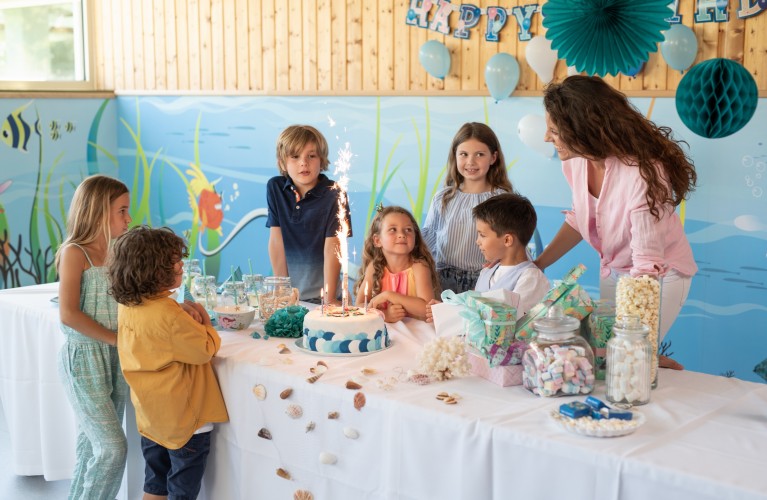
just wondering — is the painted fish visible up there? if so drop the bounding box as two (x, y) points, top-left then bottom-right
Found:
(198, 188), (223, 232)
(1, 103), (33, 152)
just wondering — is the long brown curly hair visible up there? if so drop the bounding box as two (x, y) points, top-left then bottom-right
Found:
(108, 226), (188, 306)
(441, 122), (513, 212)
(355, 206), (440, 298)
(543, 75), (697, 220)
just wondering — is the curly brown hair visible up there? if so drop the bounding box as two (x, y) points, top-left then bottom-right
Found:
(355, 206), (440, 298)
(543, 75), (697, 220)
(108, 226), (188, 306)
(441, 122), (513, 212)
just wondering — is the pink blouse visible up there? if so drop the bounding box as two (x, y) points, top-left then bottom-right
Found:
(562, 156), (697, 279)
(381, 267), (417, 297)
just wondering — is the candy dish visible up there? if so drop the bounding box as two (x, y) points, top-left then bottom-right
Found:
(214, 305), (256, 330)
(548, 409), (646, 437)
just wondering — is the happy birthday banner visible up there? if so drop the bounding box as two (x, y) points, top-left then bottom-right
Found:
(405, 0), (767, 43)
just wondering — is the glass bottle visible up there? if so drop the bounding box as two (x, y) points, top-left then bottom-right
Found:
(614, 273), (662, 389)
(258, 276), (293, 321)
(183, 259), (202, 287)
(522, 305), (596, 397)
(221, 281), (248, 308)
(242, 274), (264, 308)
(586, 300), (616, 381)
(606, 315), (652, 407)
(192, 275), (217, 315)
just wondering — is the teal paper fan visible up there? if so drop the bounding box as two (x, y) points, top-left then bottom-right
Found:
(542, 0), (672, 77)
(676, 58), (758, 139)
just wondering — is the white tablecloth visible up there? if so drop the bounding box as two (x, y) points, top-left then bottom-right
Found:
(204, 318), (767, 500)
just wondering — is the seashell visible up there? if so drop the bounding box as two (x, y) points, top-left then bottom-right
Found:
(258, 428), (272, 440)
(276, 467), (291, 480)
(360, 367), (377, 376)
(327, 411), (339, 419)
(345, 380), (362, 390)
(285, 404), (303, 419)
(317, 360), (328, 369)
(443, 397), (457, 405)
(306, 373), (324, 384)
(319, 451), (337, 465)
(408, 373), (431, 385)
(310, 361), (328, 374)
(280, 388), (293, 399)
(343, 427), (359, 439)
(305, 421), (316, 432)
(294, 490), (314, 500)
(252, 384), (267, 400)
(353, 392), (366, 411)
(436, 392), (449, 400)
(278, 346), (291, 354)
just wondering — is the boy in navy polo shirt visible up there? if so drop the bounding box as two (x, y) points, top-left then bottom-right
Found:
(266, 125), (352, 303)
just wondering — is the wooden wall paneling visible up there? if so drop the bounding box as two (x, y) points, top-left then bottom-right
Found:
(478, 1), (499, 95)
(497, 2), (518, 94)
(248, 0), (263, 91)
(443, 28), (462, 91)
(331, 0), (347, 91)
(119, 0), (134, 88)
(210, 0), (225, 90)
(287, 0), (302, 91)
(154, 0), (167, 90)
(347, 0), (363, 91)
(362, 0), (378, 91)
(302, 1), (318, 92)
(744, 6), (766, 89)
(411, 22), (428, 91)
(392, 0), (410, 91)
(172, 0), (187, 89)
(234, 0), (249, 90)
(666, 0), (695, 90)
(316, 0), (331, 91)
(221, 0), (238, 90)
(141, 0), (156, 89)
(517, 2), (537, 92)
(186, 0), (200, 90)
(93, 1), (108, 89)
(132, 1), (146, 89)
(261, 0), (276, 91)
(642, 44), (667, 91)
(110, 0), (124, 89)
(461, 8), (480, 91)
(377, 1), (393, 91)
(198, 0), (213, 90)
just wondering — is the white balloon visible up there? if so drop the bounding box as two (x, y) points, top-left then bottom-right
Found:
(518, 114), (555, 158)
(525, 36), (558, 84)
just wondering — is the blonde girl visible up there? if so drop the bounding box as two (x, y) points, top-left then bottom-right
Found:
(56, 175), (131, 499)
(422, 122), (513, 294)
(355, 206), (440, 322)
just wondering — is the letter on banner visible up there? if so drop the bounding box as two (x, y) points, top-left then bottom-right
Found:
(485, 7), (508, 42)
(694, 0), (729, 22)
(429, 0), (454, 35)
(510, 4), (537, 42)
(737, 0), (767, 19)
(666, 0), (682, 24)
(454, 4), (481, 39)
(406, 0), (434, 28)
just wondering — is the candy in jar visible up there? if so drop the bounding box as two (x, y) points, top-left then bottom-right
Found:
(606, 315), (652, 406)
(615, 273), (661, 388)
(522, 305), (595, 397)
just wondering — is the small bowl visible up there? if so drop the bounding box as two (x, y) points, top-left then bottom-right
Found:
(214, 305), (256, 330)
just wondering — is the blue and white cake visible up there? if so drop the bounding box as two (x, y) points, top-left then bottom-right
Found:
(302, 307), (389, 354)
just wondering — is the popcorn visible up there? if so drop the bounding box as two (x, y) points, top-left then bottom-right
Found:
(615, 275), (660, 383)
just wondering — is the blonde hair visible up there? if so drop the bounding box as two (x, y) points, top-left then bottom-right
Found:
(441, 122), (513, 212)
(55, 175), (129, 270)
(275, 125), (330, 175)
(355, 206), (440, 298)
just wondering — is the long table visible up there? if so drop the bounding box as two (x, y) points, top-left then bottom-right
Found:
(2, 283), (766, 499)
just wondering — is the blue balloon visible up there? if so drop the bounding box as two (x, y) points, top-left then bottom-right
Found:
(660, 24), (698, 73)
(522, 18), (531, 31)
(484, 52), (520, 102)
(418, 40), (450, 79)
(623, 62), (645, 78)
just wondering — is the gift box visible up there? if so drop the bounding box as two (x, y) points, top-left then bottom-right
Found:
(469, 351), (523, 386)
(515, 264), (597, 341)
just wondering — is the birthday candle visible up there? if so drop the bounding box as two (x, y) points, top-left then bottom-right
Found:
(364, 281), (368, 311)
(320, 288), (324, 316)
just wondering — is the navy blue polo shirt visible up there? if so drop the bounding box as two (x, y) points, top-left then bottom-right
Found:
(266, 173), (352, 300)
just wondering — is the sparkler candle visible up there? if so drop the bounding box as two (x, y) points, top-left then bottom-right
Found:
(333, 142), (353, 317)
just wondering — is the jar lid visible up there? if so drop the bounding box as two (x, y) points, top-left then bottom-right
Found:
(613, 315), (650, 335)
(532, 304), (580, 335)
(264, 276), (291, 284)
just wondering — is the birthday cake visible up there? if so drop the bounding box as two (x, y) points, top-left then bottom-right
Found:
(302, 306), (389, 354)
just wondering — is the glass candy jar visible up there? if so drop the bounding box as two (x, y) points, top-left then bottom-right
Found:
(586, 300), (616, 381)
(606, 315), (652, 406)
(242, 274), (264, 308)
(192, 275), (217, 314)
(258, 276), (294, 321)
(522, 305), (595, 397)
(615, 273), (661, 389)
(221, 281), (248, 308)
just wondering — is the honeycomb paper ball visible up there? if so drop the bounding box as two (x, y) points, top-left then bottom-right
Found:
(675, 58), (758, 139)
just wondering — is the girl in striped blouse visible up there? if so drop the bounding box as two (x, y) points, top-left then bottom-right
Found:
(422, 122), (513, 293)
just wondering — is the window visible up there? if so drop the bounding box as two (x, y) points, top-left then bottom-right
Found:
(0, 0), (92, 90)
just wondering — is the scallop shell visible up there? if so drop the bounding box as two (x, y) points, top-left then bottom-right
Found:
(305, 421), (316, 432)
(276, 467), (291, 480)
(327, 411), (340, 419)
(345, 380), (362, 390)
(252, 384), (267, 400)
(285, 404), (303, 419)
(280, 388), (293, 399)
(353, 392), (366, 411)
(343, 427), (359, 439)
(319, 451), (337, 465)
(257, 428), (272, 440)
(294, 490), (314, 500)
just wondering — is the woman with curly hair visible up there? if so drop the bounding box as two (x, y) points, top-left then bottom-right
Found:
(535, 75), (697, 358)
(355, 206), (440, 322)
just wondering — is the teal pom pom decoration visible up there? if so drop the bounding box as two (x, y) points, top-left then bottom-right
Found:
(264, 305), (309, 338)
(675, 58), (758, 139)
(542, 0), (672, 77)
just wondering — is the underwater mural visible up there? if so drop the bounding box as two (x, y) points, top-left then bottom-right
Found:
(0, 94), (765, 383)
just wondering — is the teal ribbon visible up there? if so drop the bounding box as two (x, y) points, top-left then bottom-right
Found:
(440, 290), (497, 347)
